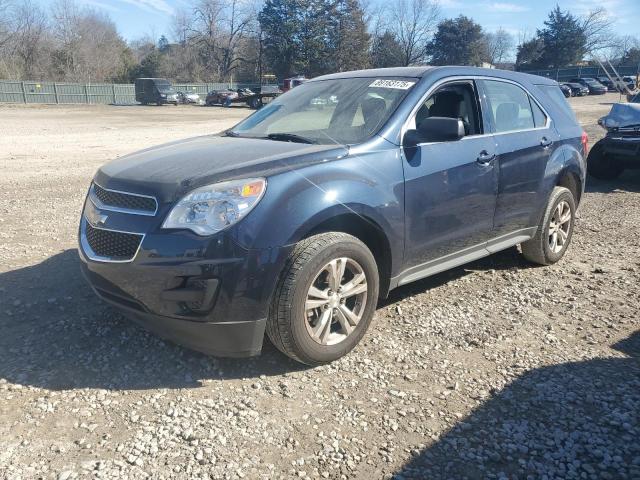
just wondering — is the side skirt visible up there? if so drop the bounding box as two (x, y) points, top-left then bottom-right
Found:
(389, 228), (536, 290)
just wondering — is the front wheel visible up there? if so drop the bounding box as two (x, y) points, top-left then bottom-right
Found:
(267, 233), (379, 365)
(520, 186), (576, 265)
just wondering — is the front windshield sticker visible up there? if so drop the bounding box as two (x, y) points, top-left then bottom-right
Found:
(369, 79), (415, 90)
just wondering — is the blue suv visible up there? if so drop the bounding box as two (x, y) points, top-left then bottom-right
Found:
(79, 67), (587, 365)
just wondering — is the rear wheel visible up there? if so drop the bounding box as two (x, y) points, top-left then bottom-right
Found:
(520, 186), (576, 265)
(248, 97), (263, 109)
(588, 141), (624, 180)
(267, 233), (379, 365)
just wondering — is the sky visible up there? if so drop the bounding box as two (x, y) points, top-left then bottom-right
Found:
(37, 0), (640, 44)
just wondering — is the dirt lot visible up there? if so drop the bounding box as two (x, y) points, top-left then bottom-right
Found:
(1, 96), (638, 480)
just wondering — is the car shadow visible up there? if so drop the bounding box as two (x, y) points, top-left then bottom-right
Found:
(586, 169), (640, 194)
(394, 330), (640, 479)
(1, 245), (535, 391)
(381, 246), (534, 307)
(0, 249), (308, 390)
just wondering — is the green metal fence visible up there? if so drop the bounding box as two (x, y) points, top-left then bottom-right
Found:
(0, 80), (254, 104)
(521, 65), (640, 82)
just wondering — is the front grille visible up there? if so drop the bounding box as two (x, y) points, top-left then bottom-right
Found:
(93, 183), (157, 213)
(85, 223), (143, 261)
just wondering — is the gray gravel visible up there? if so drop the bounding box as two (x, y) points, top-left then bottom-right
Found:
(0, 99), (638, 479)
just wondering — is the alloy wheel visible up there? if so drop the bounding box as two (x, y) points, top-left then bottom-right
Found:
(304, 257), (368, 346)
(548, 200), (572, 253)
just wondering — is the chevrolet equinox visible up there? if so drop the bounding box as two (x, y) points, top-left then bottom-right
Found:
(79, 67), (587, 365)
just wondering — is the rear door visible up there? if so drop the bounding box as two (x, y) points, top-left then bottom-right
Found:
(479, 79), (558, 240)
(402, 79), (498, 273)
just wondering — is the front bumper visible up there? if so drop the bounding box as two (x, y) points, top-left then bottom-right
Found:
(603, 137), (640, 164)
(81, 260), (267, 356)
(78, 184), (291, 357)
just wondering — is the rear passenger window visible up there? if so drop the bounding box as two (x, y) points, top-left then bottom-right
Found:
(483, 80), (535, 133)
(540, 85), (578, 122)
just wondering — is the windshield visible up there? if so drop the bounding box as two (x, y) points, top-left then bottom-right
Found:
(230, 77), (417, 145)
(156, 82), (173, 93)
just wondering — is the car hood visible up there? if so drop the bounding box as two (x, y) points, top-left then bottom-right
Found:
(599, 103), (640, 131)
(95, 135), (348, 202)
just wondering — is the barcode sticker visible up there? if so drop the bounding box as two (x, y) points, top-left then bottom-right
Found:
(369, 79), (415, 90)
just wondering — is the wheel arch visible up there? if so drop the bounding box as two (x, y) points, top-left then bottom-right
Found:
(298, 211), (394, 299)
(547, 142), (586, 205)
(556, 168), (582, 205)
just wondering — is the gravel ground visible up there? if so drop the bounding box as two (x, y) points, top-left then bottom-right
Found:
(0, 96), (638, 480)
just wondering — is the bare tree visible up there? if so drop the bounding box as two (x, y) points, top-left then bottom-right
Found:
(484, 27), (514, 65)
(0, 0), (14, 48)
(581, 7), (616, 55)
(11, 0), (48, 78)
(50, 0), (128, 82)
(605, 35), (640, 63)
(188, 0), (254, 81)
(384, 0), (440, 66)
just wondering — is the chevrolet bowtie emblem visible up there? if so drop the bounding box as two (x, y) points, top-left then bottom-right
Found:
(86, 205), (108, 227)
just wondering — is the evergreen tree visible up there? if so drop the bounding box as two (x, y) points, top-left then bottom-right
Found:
(515, 37), (545, 70)
(371, 31), (404, 68)
(428, 16), (487, 66)
(259, 0), (370, 78)
(259, 0), (304, 79)
(537, 6), (586, 68)
(329, 0), (370, 72)
(621, 47), (640, 66)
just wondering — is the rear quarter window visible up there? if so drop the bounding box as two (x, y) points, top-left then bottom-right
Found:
(538, 85), (578, 123)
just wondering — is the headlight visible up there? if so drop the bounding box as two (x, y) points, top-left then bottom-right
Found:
(162, 178), (266, 235)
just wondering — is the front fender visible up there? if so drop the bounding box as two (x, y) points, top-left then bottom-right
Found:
(231, 138), (405, 274)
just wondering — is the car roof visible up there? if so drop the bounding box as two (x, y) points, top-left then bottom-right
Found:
(311, 66), (557, 86)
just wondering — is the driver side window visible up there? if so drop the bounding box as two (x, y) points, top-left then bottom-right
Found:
(410, 81), (483, 136)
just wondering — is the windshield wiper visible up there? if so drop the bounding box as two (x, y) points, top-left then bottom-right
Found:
(266, 133), (315, 144)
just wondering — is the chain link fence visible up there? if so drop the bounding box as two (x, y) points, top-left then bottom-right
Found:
(0, 80), (265, 104)
(521, 65), (640, 82)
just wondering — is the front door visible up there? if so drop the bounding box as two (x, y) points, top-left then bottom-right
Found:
(402, 80), (498, 277)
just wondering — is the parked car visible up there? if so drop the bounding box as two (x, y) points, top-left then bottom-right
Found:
(570, 78), (607, 95)
(205, 89), (238, 106)
(596, 76), (616, 90)
(79, 67), (587, 365)
(563, 82), (589, 97)
(559, 83), (572, 98)
(588, 102), (640, 179)
(177, 91), (202, 104)
(134, 78), (179, 105)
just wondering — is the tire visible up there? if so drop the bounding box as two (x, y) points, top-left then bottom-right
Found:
(249, 97), (262, 109)
(520, 186), (576, 266)
(267, 232), (379, 365)
(587, 141), (624, 180)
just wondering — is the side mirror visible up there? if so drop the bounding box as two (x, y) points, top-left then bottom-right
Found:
(402, 117), (465, 160)
(418, 117), (465, 143)
(403, 117), (465, 158)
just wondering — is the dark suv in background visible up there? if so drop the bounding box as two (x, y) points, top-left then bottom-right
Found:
(570, 78), (607, 95)
(79, 67), (587, 365)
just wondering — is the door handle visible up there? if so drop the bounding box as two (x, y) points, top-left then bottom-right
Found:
(477, 151), (496, 165)
(541, 137), (553, 148)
